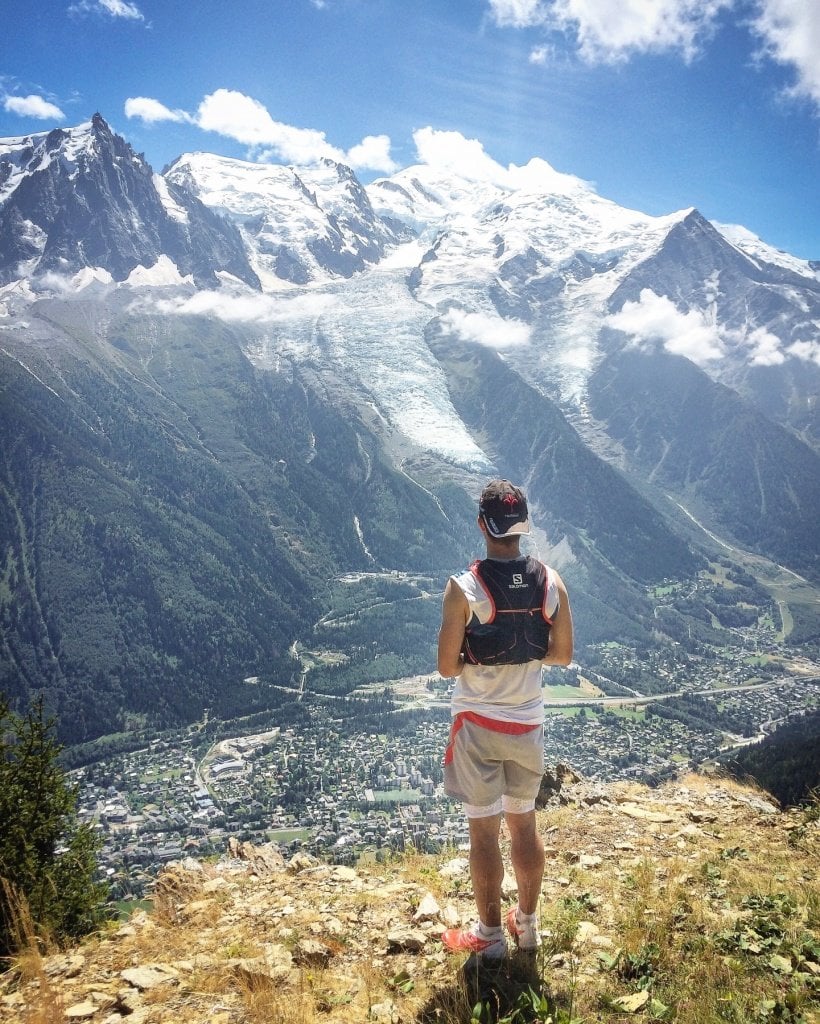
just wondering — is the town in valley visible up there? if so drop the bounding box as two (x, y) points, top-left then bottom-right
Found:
(74, 582), (819, 902)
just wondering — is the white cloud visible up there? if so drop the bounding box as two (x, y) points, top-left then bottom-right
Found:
(194, 89), (395, 171)
(490, 0), (820, 116)
(345, 134), (398, 173)
(149, 289), (338, 324)
(413, 126), (510, 184)
(488, 0), (730, 62)
(3, 94), (66, 120)
(68, 0), (144, 19)
(613, 304), (820, 370)
(121, 88), (397, 172)
(488, 0), (548, 27)
(746, 326), (786, 366)
(751, 0), (820, 111)
(550, 0), (731, 62)
(786, 339), (820, 366)
(724, 323), (820, 368)
(124, 97), (192, 124)
(413, 126), (589, 194)
(441, 308), (532, 349)
(606, 289), (724, 365)
(196, 89), (342, 161)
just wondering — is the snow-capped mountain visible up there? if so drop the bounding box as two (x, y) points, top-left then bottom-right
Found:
(2, 115), (817, 480)
(0, 114), (259, 288)
(164, 152), (399, 287)
(713, 221), (819, 281)
(368, 161), (820, 447)
(1, 115), (818, 741)
(370, 162), (694, 406)
(160, 144), (820, 467)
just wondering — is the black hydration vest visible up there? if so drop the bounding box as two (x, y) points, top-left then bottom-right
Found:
(461, 556), (553, 666)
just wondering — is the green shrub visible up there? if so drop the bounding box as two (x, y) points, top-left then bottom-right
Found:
(0, 695), (108, 956)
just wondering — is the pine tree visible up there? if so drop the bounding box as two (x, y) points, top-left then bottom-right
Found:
(0, 694), (108, 956)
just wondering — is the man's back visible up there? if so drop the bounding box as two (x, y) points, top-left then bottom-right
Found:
(460, 555), (555, 667)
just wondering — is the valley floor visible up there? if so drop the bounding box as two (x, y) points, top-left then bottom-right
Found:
(73, 652), (819, 902)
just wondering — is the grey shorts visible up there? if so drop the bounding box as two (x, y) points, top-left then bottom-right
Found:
(443, 716), (544, 818)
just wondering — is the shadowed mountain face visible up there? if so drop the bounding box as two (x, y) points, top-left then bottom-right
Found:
(607, 210), (820, 449)
(426, 324), (701, 588)
(0, 297), (475, 740)
(587, 346), (820, 582)
(1, 116), (817, 742)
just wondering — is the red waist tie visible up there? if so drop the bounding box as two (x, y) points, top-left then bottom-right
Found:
(443, 711), (540, 765)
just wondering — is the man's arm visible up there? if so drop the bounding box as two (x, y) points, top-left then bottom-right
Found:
(542, 571), (573, 666)
(438, 578), (469, 678)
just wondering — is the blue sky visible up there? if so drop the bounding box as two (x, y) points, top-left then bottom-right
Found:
(2, 0), (818, 259)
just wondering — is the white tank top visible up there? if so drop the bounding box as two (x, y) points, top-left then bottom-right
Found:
(450, 556), (560, 725)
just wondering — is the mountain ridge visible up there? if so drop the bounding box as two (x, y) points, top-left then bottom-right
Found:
(0, 114), (260, 289)
(1, 114), (818, 744)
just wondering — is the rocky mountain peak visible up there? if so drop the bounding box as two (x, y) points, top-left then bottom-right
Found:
(0, 114), (259, 289)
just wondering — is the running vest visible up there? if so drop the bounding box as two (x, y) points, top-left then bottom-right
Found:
(460, 556), (553, 666)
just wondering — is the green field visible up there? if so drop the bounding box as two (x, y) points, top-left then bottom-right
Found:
(267, 828), (310, 843)
(604, 705), (646, 721)
(372, 788), (423, 804)
(545, 706), (587, 718)
(543, 684), (595, 699)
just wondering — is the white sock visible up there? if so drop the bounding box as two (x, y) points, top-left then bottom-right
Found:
(516, 908), (537, 923)
(477, 921), (502, 937)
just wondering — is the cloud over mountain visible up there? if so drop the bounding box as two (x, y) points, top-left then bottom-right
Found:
(124, 89), (398, 173)
(440, 308), (532, 349)
(606, 289), (724, 366)
(412, 126), (588, 194)
(2, 94), (65, 120)
(124, 97), (192, 125)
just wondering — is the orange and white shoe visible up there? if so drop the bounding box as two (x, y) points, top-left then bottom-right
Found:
(441, 922), (507, 959)
(506, 907), (541, 950)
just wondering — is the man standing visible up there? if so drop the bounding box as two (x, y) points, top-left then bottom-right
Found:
(438, 480), (573, 959)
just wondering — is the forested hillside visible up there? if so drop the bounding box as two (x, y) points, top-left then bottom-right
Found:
(0, 301), (473, 742)
(725, 709), (820, 806)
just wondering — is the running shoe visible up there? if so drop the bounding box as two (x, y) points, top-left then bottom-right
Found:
(506, 907), (541, 950)
(441, 922), (507, 959)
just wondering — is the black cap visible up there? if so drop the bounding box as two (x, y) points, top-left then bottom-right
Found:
(478, 479), (530, 538)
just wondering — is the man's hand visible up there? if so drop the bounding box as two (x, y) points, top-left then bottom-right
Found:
(438, 578), (469, 677)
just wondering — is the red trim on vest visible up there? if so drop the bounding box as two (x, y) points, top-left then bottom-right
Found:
(542, 565), (554, 624)
(443, 710), (540, 765)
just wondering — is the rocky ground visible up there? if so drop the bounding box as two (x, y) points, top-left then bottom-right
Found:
(3, 773), (818, 1024)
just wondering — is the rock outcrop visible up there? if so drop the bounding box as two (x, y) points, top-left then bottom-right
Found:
(2, 774), (817, 1024)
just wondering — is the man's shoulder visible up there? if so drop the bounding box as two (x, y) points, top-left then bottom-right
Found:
(451, 564), (476, 588)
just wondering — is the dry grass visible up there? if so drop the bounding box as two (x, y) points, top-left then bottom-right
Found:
(1, 882), (65, 1024)
(1, 776), (818, 1024)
